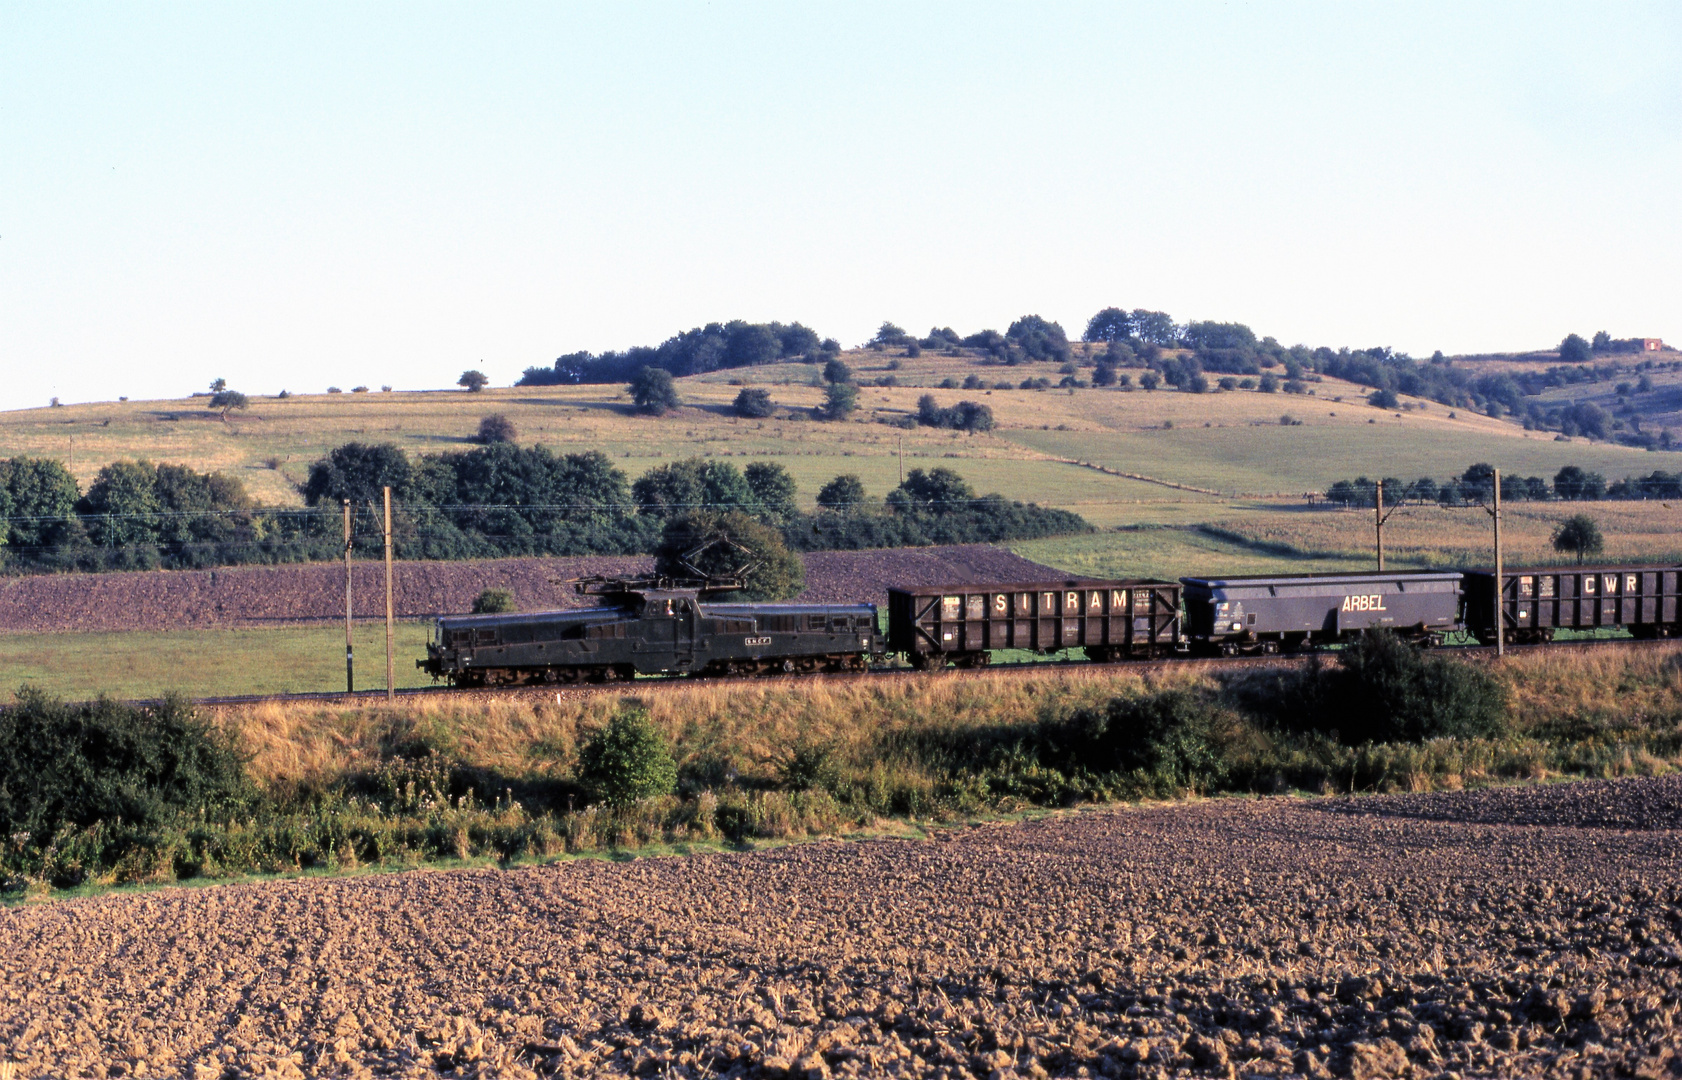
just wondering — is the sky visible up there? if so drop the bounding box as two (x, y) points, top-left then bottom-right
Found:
(2, 2), (1679, 411)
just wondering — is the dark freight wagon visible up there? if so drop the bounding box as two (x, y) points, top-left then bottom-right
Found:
(1180, 571), (1464, 655)
(886, 579), (1182, 668)
(1463, 565), (1682, 645)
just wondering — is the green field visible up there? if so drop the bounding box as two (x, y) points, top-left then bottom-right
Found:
(0, 623), (434, 702)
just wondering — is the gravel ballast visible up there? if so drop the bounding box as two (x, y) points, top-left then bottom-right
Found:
(3, 778), (1680, 1078)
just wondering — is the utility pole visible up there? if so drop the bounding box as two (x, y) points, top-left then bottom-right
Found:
(384, 486), (395, 700)
(1479, 469), (1505, 657)
(898, 435), (904, 484)
(343, 500), (354, 693)
(1374, 479), (1402, 572)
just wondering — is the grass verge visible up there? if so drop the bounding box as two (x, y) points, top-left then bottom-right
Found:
(5, 642), (1679, 897)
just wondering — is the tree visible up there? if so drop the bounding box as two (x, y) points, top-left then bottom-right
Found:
(733, 388), (775, 418)
(822, 358), (852, 385)
(1558, 334), (1592, 366)
(1139, 370), (1161, 391)
(1128, 310), (1180, 346)
(654, 511), (804, 599)
(1083, 308), (1133, 343)
(0, 457), (81, 548)
(78, 460), (163, 548)
(1258, 373), (1279, 393)
(302, 442), (416, 506)
(577, 709), (677, 807)
(1368, 388), (1398, 409)
(818, 382), (857, 420)
(633, 458), (755, 519)
(1553, 465), (1606, 501)
(471, 588), (516, 613)
(630, 366), (680, 415)
(1551, 514), (1604, 563)
(743, 461), (798, 525)
(209, 378), (227, 393)
(887, 467), (974, 514)
(458, 370), (489, 392)
(816, 474), (867, 512)
(1005, 315), (1072, 363)
(208, 389), (248, 419)
(1092, 360), (1117, 387)
(870, 322), (909, 347)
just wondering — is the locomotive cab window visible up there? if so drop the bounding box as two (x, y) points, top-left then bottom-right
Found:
(807, 614), (827, 631)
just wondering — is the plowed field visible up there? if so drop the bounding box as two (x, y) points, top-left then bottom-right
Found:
(3, 777), (1680, 1078)
(0, 545), (1063, 634)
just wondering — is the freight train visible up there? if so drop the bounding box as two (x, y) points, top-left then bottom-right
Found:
(417, 564), (1682, 685)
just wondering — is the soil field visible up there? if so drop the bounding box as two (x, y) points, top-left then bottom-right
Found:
(0, 545), (1062, 634)
(4, 778), (1680, 1079)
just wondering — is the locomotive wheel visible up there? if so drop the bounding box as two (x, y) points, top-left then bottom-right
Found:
(780, 659), (796, 674)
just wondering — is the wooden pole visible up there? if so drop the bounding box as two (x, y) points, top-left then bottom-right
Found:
(343, 500), (354, 694)
(384, 486), (395, 700)
(1493, 468), (1504, 658)
(1375, 479), (1384, 572)
(898, 435), (904, 484)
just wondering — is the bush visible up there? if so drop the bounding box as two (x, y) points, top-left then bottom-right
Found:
(916, 395), (995, 432)
(630, 366), (680, 415)
(476, 414), (518, 444)
(1552, 514), (1604, 563)
(0, 689), (250, 841)
(457, 370), (489, 392)
(733, 388), (776, 418)
(818, 382), (858, 421)
(471, 588), (516, 614)
(655, 511), (804, 599)
(816, 474), (868, 512)
(822, 358), (852, 385)
(577, 709), (677, 807)
(1238, 631), (1508, 745)
(1369, 388), (1399, 409)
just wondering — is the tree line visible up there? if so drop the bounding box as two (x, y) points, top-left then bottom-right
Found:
(0, 445), (1087, 575)
(1324, 463), (1682, 508)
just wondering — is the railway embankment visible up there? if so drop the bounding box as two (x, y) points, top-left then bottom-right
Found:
(3, 639), (1679, 900)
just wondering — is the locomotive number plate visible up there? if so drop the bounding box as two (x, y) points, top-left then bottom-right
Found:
(745, 636), (772, 646)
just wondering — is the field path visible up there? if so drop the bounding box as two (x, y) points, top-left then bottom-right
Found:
(2, 778), (1680, 1077)
(0, 545), (1065, 633)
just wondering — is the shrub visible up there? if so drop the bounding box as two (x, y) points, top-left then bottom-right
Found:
(822, 358), (852, 385)
(457, 370), (489, 392)
(818, 382), (858, 421)
(1551, 514), (1604, 563)
(577, 709), (677, 807)
(471, 588), (516, 613)
(733, 388), (776, 418)
(0, 689), (250, 841)
(1258, 373), (1279, 393)
(916, 395), (995, 432)
(1238, 630), (1508, 744)
(816, 474), (868, 512)
(630, 366), (680, 415)
(476, 414), (518, 444)
(655, 511), (804, 599)
(1369, 388), (1399, 409)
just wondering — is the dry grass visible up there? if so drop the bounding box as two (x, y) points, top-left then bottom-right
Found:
(221, 666), (1183, 795)
(7, 347), (1673, 521)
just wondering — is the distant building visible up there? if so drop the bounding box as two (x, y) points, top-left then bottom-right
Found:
(1641, 338), (1666, 352)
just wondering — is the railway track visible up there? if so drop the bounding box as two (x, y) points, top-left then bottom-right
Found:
(144, 633), (1674, 709)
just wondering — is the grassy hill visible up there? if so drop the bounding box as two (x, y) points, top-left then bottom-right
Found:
(3, 345), (1680, 578)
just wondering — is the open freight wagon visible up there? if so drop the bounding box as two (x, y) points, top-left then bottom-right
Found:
(887, 578), (1183, 668)
(1462, 565), (1682, 645)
